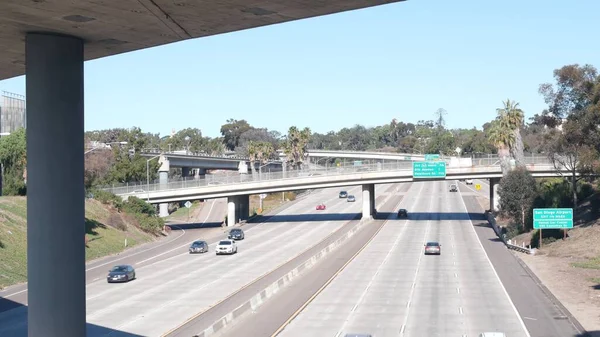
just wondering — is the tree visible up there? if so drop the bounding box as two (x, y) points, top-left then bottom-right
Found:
(284, 126), (311, 169)
(434, 108), (447, 131)
(169, 128), (204, 154)
(0, 128), (26, 195)
(486, 118), (514, 174)
(84, 149), (114, 189)
(220, 119), (252, 151)
(498, 167), (538, 232)
(496, 99), (525, 166)
(236, 128), (278, 157)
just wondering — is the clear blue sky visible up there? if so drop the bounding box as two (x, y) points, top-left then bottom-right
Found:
(1, 0), (599, 138)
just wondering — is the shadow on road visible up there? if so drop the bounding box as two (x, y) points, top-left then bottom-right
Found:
(167, 222), (223, 230)
(575, 332), (600, 337)
(375, 211), (487, 221)
(251, 213), (361, 223)
(0, 296), (144, 336)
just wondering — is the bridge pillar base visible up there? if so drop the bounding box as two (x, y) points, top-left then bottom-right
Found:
(362, 184), (376, 220)
(195, 168), (206, 180)
(182, 167), (191, 178)
(227, 195), (250, 226)
(490, 177), (501, 212)
(26, 33), (86, 337)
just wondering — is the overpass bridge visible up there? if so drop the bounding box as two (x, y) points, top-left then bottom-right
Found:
(284, 149), (429, 161)
(104, 156), (572, 224)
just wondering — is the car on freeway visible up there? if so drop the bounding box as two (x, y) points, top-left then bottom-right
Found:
(398, 208), (408, 218)
(449, 184), (458, 192)
(189, 240), (209, 254)
(216, 239), (238, 255)
(479, 333), (506, 337)
(107, 265), (136, 283)
(424, 241), (442, 255)
(465, 179), (474, 185)
(347, 195), (356, 202)
(316, 203), (326, 210)
(339, 191), (348, 198)
(228, 228), (245, 240)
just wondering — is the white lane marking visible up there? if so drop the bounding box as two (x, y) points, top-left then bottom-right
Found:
(456, 188), (532, 337)
(400, 324), (406, 334)
(134, 200), (217, 265)
(523, 317), (538, 321)
(457, 287), (460, 294)
(454, 272), (458, 278)
(332, 185), (417, 337)
(459, 307), (463, 315)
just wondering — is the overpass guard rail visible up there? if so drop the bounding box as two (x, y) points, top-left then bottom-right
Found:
(102, 155), (555, 196)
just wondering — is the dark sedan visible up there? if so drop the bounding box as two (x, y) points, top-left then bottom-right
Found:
(107, 265), (136, 283)
(228, 228), (245, 240)
(398, 209), (408, 218)
(189, 240), (209, 254)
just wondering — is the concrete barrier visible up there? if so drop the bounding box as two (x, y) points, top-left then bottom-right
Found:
(485, 211), (533, 254)
(192, 217), (374, 337)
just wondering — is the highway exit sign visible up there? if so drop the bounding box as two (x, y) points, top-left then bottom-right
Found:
(533, 208), (573, 229)
(425, 154), (440, 161)
(413, 161), (446, 178)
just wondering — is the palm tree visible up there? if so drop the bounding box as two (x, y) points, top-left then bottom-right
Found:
(284, 126), (311, 170)
(487, 119), (514, 175)
(247, 141), (258, 175)
(497, 99), (525, 166)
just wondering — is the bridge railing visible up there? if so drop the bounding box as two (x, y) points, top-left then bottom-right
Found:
(102, 156), (557, 196)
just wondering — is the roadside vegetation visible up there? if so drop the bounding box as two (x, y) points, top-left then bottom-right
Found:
(0, 196), (157, 289)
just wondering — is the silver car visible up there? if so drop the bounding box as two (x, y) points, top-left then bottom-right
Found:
(189, 240), (208, 254)
(347, 195), (356, 202)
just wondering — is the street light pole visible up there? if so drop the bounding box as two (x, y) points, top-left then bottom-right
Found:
(146, 155), (160, 202)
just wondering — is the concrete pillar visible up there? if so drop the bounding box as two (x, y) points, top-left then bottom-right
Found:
(181, 167), (190, 178)
(158, 159), (170, 217)
(26, 33), (86, 337)
(362, 184), (376, 220)
(490, 177), (501, 212)
(195, 168), (206, 180)
(227, 196), (236, 227)
(238, 194), (249, 220)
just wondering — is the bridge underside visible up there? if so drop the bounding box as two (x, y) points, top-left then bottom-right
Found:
(0, 0), (404, 80)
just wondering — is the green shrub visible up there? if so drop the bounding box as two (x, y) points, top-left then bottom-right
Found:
(90, 189), (122, 210)
(578, 182), (595, 201)
(134, 213), (164, 234)
(530, 228), (564, 248)
(122, 196), (156, 216)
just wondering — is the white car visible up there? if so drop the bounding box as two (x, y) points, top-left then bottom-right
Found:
(465, 179), (474, 185)
(216, 239), (238, 255)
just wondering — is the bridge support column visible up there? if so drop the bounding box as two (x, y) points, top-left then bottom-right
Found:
(158, 159), (170, 217)
(181, 167), (191, 178)
(362, 184), (376, 220)
(195, 168), (206, 180)
(226, 195), (250, 226)
(490, 177), (501, 212)
(26, 33), (86, 337)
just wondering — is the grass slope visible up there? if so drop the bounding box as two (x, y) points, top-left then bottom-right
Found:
(0, 196), (155, 289)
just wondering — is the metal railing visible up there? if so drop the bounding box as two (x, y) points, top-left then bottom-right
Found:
(101, 155), (557, 196)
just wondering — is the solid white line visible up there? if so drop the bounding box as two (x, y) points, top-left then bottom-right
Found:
(456, 188), (532, 337)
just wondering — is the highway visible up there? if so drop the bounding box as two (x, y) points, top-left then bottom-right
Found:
(0, 197), (229, 313)
(219, 180), (582, 337)
(0, 183), (404, 336)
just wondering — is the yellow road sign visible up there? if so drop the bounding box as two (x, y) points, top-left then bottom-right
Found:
(475, 184), (481, 190)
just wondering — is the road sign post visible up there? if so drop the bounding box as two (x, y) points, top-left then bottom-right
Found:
(184, 200), (192, 221)
(533, 208), (573, 248)
(259, 193), (267, 211)
(412, 161), (446, 178)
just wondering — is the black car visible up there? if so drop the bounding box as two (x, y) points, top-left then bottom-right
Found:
(189, 240), (209, 254)
(398, 209), (408, 218)
(228, 228), (245, 240)
(339, 191), (348, 198)
(107, 265), (136, 283)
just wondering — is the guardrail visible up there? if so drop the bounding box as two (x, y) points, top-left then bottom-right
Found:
(485, 211), (534, 254)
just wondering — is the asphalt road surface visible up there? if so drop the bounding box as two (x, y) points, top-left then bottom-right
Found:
(0, 197), (229, 313)
(0, 184), (398, 336)
(221, 180), (582, 337)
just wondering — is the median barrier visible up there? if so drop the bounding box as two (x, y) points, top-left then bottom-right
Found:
(188, 189), (399, 337)
(485, 211), (533, 254)
(191, 217), (374, 337)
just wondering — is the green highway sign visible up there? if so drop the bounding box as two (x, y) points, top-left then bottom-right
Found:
(413, 161), (446, 178)
(424, 154), (440, 161)
(533, 208), (573, 229)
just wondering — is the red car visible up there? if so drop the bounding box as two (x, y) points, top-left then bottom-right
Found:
(316, 203), (326, 210)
